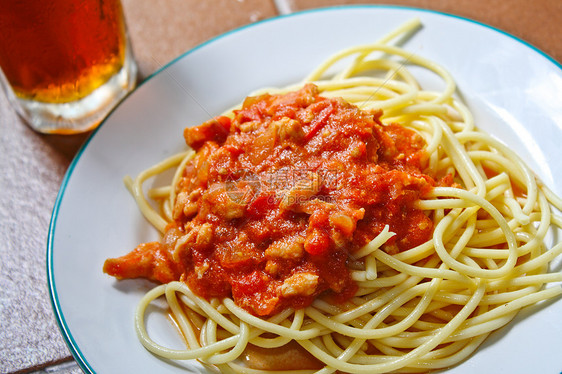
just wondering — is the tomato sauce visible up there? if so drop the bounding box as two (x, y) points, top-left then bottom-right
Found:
(104, 84), (440, 316)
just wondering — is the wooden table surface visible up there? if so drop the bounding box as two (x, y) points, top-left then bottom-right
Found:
(0, 0), (560, 373)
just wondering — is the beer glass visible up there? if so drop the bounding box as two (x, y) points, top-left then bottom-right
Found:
(0, 0), (137, 134)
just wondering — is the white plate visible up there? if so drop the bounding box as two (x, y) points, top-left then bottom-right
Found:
(48, 6), (562, 374)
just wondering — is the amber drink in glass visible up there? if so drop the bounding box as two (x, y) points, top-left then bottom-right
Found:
(0, 0), (137, 133)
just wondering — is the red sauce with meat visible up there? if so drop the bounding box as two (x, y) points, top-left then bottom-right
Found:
(104, 84), (440, 316)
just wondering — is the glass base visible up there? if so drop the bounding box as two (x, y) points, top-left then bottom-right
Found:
(3, 45), (137, 134)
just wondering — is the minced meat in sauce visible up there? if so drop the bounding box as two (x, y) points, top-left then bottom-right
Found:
(104, 84), (442, 316)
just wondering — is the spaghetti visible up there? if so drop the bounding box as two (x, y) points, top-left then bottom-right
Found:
(104, 19), (562, 373)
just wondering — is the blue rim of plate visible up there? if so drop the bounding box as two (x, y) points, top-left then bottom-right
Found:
(46, 5), (562, 373)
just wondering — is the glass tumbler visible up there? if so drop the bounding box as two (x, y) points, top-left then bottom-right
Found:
(0, 0), (137, 134)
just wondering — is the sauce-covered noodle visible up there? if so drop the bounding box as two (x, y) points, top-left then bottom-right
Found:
(104, 19), (562, 373)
